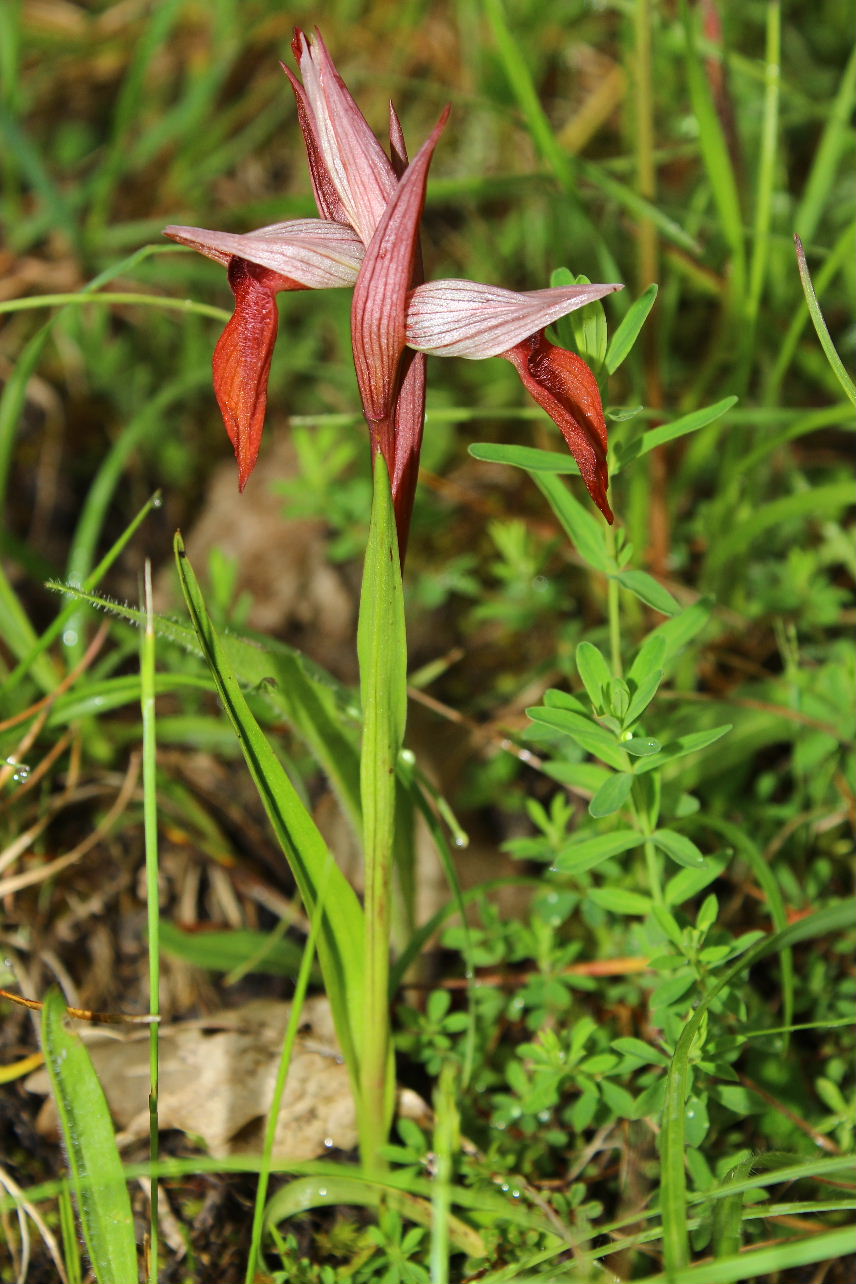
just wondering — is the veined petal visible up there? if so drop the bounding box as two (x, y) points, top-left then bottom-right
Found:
(505, 334), (614, 523)
(352, 108), (449, 427)
(405, 279), (623, 359)
(213, 258), (283, 491)
(164, 220), (363, 288)
(292, 28), (397, 244)
(283, 63), (351, 225)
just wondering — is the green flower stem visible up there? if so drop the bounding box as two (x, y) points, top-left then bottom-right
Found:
(605, 524), (623, 678)
(643, 836), (665, 907)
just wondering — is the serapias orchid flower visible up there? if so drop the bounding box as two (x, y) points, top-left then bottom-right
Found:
(348, 107), (621, 526)
(164, 27), (622, 553)
(163, 220), (364, 488)
(405, 279), (620, 522)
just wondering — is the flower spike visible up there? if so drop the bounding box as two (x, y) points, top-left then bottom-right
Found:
(350, 109), (449, 552)
(164, 30), (622, 529)
(352, 110), (449, 432)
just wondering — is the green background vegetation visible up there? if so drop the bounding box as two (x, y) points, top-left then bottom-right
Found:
(0, 1), (853, 1281)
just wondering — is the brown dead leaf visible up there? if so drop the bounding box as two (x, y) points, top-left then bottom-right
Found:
(26, 996), (358, 1160)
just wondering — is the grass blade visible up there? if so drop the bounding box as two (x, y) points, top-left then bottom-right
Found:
(793, 235), (856, 406)
(680, 0), (745, 305)
(174, 532), (365, 1083)
(40, 991), (137, 1284)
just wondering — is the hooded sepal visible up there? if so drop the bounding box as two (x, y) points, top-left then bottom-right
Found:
(504, 334), (614, 523)
(351, 109), (449, 430)
(213, 258), (287, 490)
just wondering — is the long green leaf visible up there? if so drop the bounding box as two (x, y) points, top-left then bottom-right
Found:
(794, 236), (856, 407)
(41, 990), (137, 1284)
(49, 584), (363, 829)
(357, 453), (408, 1162)
(174, 533), (365, 1081)
(680, 0), (745, 304)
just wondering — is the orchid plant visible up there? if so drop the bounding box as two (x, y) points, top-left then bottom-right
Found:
(164, 29), (623, 1175)
(165, 28), (622, 556)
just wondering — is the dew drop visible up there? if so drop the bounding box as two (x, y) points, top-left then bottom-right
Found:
(323, 1137), (334, 1150)
(63, 629), (78, 648)
(4, 757), (31, 785)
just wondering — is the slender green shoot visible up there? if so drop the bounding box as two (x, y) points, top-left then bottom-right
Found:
(140, 562), (160, 1283)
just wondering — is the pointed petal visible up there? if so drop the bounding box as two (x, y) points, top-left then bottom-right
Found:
(213, 258), (281, 490)
(405, 279), (623, 358)
(164, 221), (363, 288)
(282, 63), (351, 224)
(388, 102), (409, 178)
(504, 334), (614, 523)
(352, 109), (449, 427)
(292, 29), (397, 243)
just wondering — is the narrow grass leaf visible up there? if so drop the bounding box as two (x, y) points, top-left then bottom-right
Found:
(40, 990), (137, 1284)
(526, 706), (627, 770)
(575, 641), (612, 712)
(605, 284), (658, 374)
(468, 441), (580, 474)
(629, 396), (738, 461)
(642, 1226), (856, 1284)
(612, 569), (680, 616)
(52, 585), (363, 828)
(588, 771), (634, 818)
(555, 829), (644, 874)
(588, 887), (653, 916)
(793, 236), (856, 406)
(174, 534), (365, 1080)
(652, 829), (706, 869)
(666, 852), (730, 905)
(264, 1174), (485, 1258)
(745, 3), (780, 334)
(706, 480), (854, 574)
(624, 669), (665, 727)
(680, 0), (746, 301)
(159, 923), (307, 979)
(635, 724), (732, 774)
(533, 474), (614, 572)
(795, 45), (856, 242)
